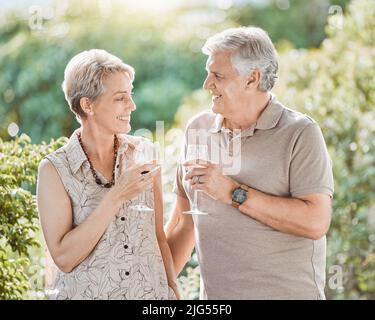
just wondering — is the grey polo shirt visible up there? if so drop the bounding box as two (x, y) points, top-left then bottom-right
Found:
(173, 95), (334, 300)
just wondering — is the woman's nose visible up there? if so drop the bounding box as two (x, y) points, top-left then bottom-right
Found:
(125, 97), (136, 112)
(130, 99), (136, 111)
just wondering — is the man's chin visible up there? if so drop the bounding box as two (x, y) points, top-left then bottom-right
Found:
(211, 104), (221, 114)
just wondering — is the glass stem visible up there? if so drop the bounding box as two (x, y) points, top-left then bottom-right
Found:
(140, 190), (146, 206)
(192, 189), (198, 211)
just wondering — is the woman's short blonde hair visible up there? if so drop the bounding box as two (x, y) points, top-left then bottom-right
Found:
(62, 49), (135, 123)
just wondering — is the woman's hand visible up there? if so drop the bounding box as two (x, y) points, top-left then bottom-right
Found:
(110, 159), (160, 205)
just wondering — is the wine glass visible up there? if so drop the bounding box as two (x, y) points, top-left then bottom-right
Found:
(129, 139), (157, 213)
(183, 144), (209, 215)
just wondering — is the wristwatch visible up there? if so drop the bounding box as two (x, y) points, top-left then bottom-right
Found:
(231, 184), (249, 209)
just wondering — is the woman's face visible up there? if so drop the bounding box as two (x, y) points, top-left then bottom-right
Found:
(89, 72), (136, 135)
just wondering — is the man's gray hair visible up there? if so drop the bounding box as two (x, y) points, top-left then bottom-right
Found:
(62, 49), (135, 123)
(202, 27), (278, 91)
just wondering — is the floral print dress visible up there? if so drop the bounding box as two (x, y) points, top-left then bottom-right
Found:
(44, 129), (174, 300)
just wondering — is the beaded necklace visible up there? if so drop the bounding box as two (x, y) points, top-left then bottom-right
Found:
(77, 132), (118, 188)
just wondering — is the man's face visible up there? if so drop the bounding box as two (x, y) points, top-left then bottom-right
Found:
(203, 51), (248, 119)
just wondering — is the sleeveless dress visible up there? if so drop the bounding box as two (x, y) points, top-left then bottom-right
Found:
(44, 129), (174, 300)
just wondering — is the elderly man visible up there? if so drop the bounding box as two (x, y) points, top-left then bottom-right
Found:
(166, 27), (334, 300)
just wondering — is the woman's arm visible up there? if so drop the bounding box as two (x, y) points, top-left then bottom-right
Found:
(37, 158), (158, 273)
(153, 171), (180, 299)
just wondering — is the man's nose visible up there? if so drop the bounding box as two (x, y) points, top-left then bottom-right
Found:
(203, 75), (214, 90)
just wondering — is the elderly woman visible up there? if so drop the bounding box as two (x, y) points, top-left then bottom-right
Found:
(37, 49), (179, 300)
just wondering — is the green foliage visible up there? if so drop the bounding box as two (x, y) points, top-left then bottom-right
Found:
(0, 0), (207, 143)
(0, 250), (29, 300)
(177, 266), (201, 300)
(0, 134), (66, 299)
(228, 0), (351, 48)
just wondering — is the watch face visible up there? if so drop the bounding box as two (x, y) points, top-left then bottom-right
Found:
(232, 188), (247, 204)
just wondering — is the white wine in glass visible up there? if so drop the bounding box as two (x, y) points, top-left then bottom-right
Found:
(183, 144), (209, 215)
(129, 139), (156, 213)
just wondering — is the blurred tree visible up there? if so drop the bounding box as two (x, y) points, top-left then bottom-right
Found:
(0, 0), (207, 143)
(227, 0), (351, 48)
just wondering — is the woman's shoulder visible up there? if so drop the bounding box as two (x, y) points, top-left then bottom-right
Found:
(43, 144), (69, 166)
(38, 153), (66, 187)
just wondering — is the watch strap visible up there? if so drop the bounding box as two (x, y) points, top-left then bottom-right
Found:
(239, 184), (249, 192)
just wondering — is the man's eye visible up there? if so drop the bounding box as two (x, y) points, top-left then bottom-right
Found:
(115, 98), (125, 101)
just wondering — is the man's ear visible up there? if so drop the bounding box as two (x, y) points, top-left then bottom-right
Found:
(246, 70), (261, 89)
(80, 97), (94, 115)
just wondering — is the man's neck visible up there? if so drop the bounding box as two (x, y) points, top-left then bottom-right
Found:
(223, 92), (271, 131)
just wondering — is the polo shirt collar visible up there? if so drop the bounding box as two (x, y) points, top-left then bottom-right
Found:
(209, 94), (284, 137)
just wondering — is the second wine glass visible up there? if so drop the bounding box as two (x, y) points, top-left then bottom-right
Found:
(183, 144), (209, 215)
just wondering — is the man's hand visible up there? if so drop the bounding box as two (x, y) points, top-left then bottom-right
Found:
(184, 159), (238, 205)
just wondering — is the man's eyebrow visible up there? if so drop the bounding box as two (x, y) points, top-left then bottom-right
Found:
(206, 68), (223, 76)
(112, 88), (133, 95)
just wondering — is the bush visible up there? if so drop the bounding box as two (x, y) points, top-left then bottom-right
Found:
(0, 134), (66, 299)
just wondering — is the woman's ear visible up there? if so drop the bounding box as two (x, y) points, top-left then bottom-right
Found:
(246, 70), (261, 89)
(80, 97), (94, 115)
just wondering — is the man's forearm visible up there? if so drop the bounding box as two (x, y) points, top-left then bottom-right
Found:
(166, 216), (195, 275)
(158, 240), (178, 289)
(187, 161), (331, 240)
(237, 187), (330, 240)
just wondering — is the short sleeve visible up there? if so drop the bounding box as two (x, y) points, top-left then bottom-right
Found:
(289, 122), (334, 198)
